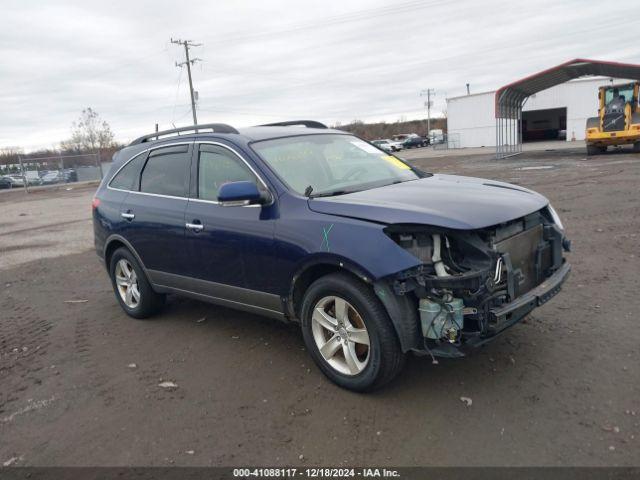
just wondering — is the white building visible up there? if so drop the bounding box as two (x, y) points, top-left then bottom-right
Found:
(447, 77), (620, 148)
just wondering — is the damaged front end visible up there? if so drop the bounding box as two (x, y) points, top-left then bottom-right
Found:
(381, 206), (571, 357)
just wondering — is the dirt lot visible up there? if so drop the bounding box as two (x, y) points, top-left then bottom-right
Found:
(0, 183), (96, 270)
(0, 147), (638, 467)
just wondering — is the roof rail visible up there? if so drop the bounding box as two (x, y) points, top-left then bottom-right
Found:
(258, 120), (328, 129)
(129, 123), (239, 146)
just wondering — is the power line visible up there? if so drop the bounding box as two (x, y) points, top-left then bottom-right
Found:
(171, 38), (202, 126)
(171, 67), (184, 124)
(202, 0), (444, 48)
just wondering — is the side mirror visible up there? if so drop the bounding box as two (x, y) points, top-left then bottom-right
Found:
(217, 181), (270, 207)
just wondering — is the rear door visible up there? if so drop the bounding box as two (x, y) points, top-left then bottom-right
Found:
(119, 143), (192, 277)
(95, 150), (149, 251)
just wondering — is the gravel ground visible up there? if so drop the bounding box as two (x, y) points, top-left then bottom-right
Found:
(0, 183), (96, 270)
(0, 147), (638, 467)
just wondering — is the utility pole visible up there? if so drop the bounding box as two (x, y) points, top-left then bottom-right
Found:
(420, 89), (435, 136)
(171, 38), (202, 126)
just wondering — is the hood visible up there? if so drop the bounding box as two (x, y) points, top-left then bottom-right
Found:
(308, 174), (548, 230)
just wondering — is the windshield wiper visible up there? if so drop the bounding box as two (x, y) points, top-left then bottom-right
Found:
(304, 185), (314, 197)
(309, 189), (352, 198)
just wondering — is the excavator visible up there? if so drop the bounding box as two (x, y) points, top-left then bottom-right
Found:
(585, 82), (640, 155)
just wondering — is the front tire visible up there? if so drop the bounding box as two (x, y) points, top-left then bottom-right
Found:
(586, 144), (600, 156)
(109, 247), (165, 319)
(633, 142), (640, 153)
(301, 273), (405, 392)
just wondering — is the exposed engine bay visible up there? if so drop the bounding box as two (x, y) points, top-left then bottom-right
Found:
(384, 206), (571, 357)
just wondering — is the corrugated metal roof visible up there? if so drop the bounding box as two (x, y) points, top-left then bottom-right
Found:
(495, 58), (640, 117)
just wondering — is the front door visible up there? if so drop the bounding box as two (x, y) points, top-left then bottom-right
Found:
(183, 142), (278, 311)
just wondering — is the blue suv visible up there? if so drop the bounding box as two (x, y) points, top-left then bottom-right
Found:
(93, 121), (571, 391)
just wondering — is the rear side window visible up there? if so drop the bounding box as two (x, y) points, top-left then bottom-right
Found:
(109, 152), (147, 191)
(198, 145), (257, 201)
(140, 145), (190, 197)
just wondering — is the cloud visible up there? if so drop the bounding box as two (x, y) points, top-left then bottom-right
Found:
(1, 0), (638, 150)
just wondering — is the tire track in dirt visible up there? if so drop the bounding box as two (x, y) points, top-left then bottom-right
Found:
(0, 298), (52, 414)
(73, 312), (115, 407)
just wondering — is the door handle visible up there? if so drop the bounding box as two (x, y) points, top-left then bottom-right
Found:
(186, 222), (204, 232)
(121, 212), (135, 220)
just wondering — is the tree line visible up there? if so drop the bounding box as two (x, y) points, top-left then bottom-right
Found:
(0, 108), (120, 171)
(334, 118), (447, 140)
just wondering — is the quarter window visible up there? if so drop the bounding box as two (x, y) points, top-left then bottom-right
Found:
(140, 145), (190, 197)
(109, 152), (147, 191)
(198, 145), (257, 201)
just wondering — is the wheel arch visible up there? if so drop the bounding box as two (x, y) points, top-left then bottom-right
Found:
(287, 256), (421, 353)
(104, 235), (149, 277)
(287, 255), (374, 321)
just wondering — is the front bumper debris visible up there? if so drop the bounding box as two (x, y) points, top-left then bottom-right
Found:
(489, 261), (571, 331)
(385, 210), (571, 357)
(425, 261), (571, 358)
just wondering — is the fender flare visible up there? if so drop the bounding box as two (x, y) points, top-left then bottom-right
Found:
(286, 253), (375, 318)
(103, 234), (150, 278)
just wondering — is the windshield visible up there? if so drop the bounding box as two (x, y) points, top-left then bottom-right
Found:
(605, 84), (634, 106)
(252, 134), (421, 196)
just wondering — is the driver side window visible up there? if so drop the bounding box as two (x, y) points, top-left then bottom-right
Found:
(198, 145), (257, 201)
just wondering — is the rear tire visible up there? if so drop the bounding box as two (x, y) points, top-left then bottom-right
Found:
(109, 247), (165, 319)
(633, 142), (640, 153)
(300, 273), (406, 392)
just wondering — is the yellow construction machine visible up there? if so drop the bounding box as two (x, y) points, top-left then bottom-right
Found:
(585, 82), (640, 155)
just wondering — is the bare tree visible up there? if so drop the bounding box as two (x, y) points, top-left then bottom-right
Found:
(61, 108), (115, 153)
(0, 146), (23, 174)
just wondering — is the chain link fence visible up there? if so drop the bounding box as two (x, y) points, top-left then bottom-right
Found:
(1, 153), (107, 192)
(433, 133), (461, 150)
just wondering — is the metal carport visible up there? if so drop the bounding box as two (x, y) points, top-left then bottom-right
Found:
(494, 58), (640, 158)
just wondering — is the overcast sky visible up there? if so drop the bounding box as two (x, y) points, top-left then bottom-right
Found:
(2, 0), (639, 151)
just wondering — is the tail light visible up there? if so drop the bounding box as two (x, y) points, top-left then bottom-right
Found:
(92, 197), (101, 210)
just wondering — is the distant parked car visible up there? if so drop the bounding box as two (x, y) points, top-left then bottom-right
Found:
(429, 129), (445, 144)
(373, 139), (404, 152)
(391, 133), (412, 142)
(24, 171), (42, 186)
(403, 135), (429, 149)
(7, 175), (25, 187)
(388, 139), (404, 151)
(0, 177), (13, 189)
(41, 171), (62, 185)
(62, 168), (78, 182)
(372, 140), (393, 152)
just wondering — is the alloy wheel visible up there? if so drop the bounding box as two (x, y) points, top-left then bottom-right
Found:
(311, 296), (370, 376)
(114, 259), (140, 308)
